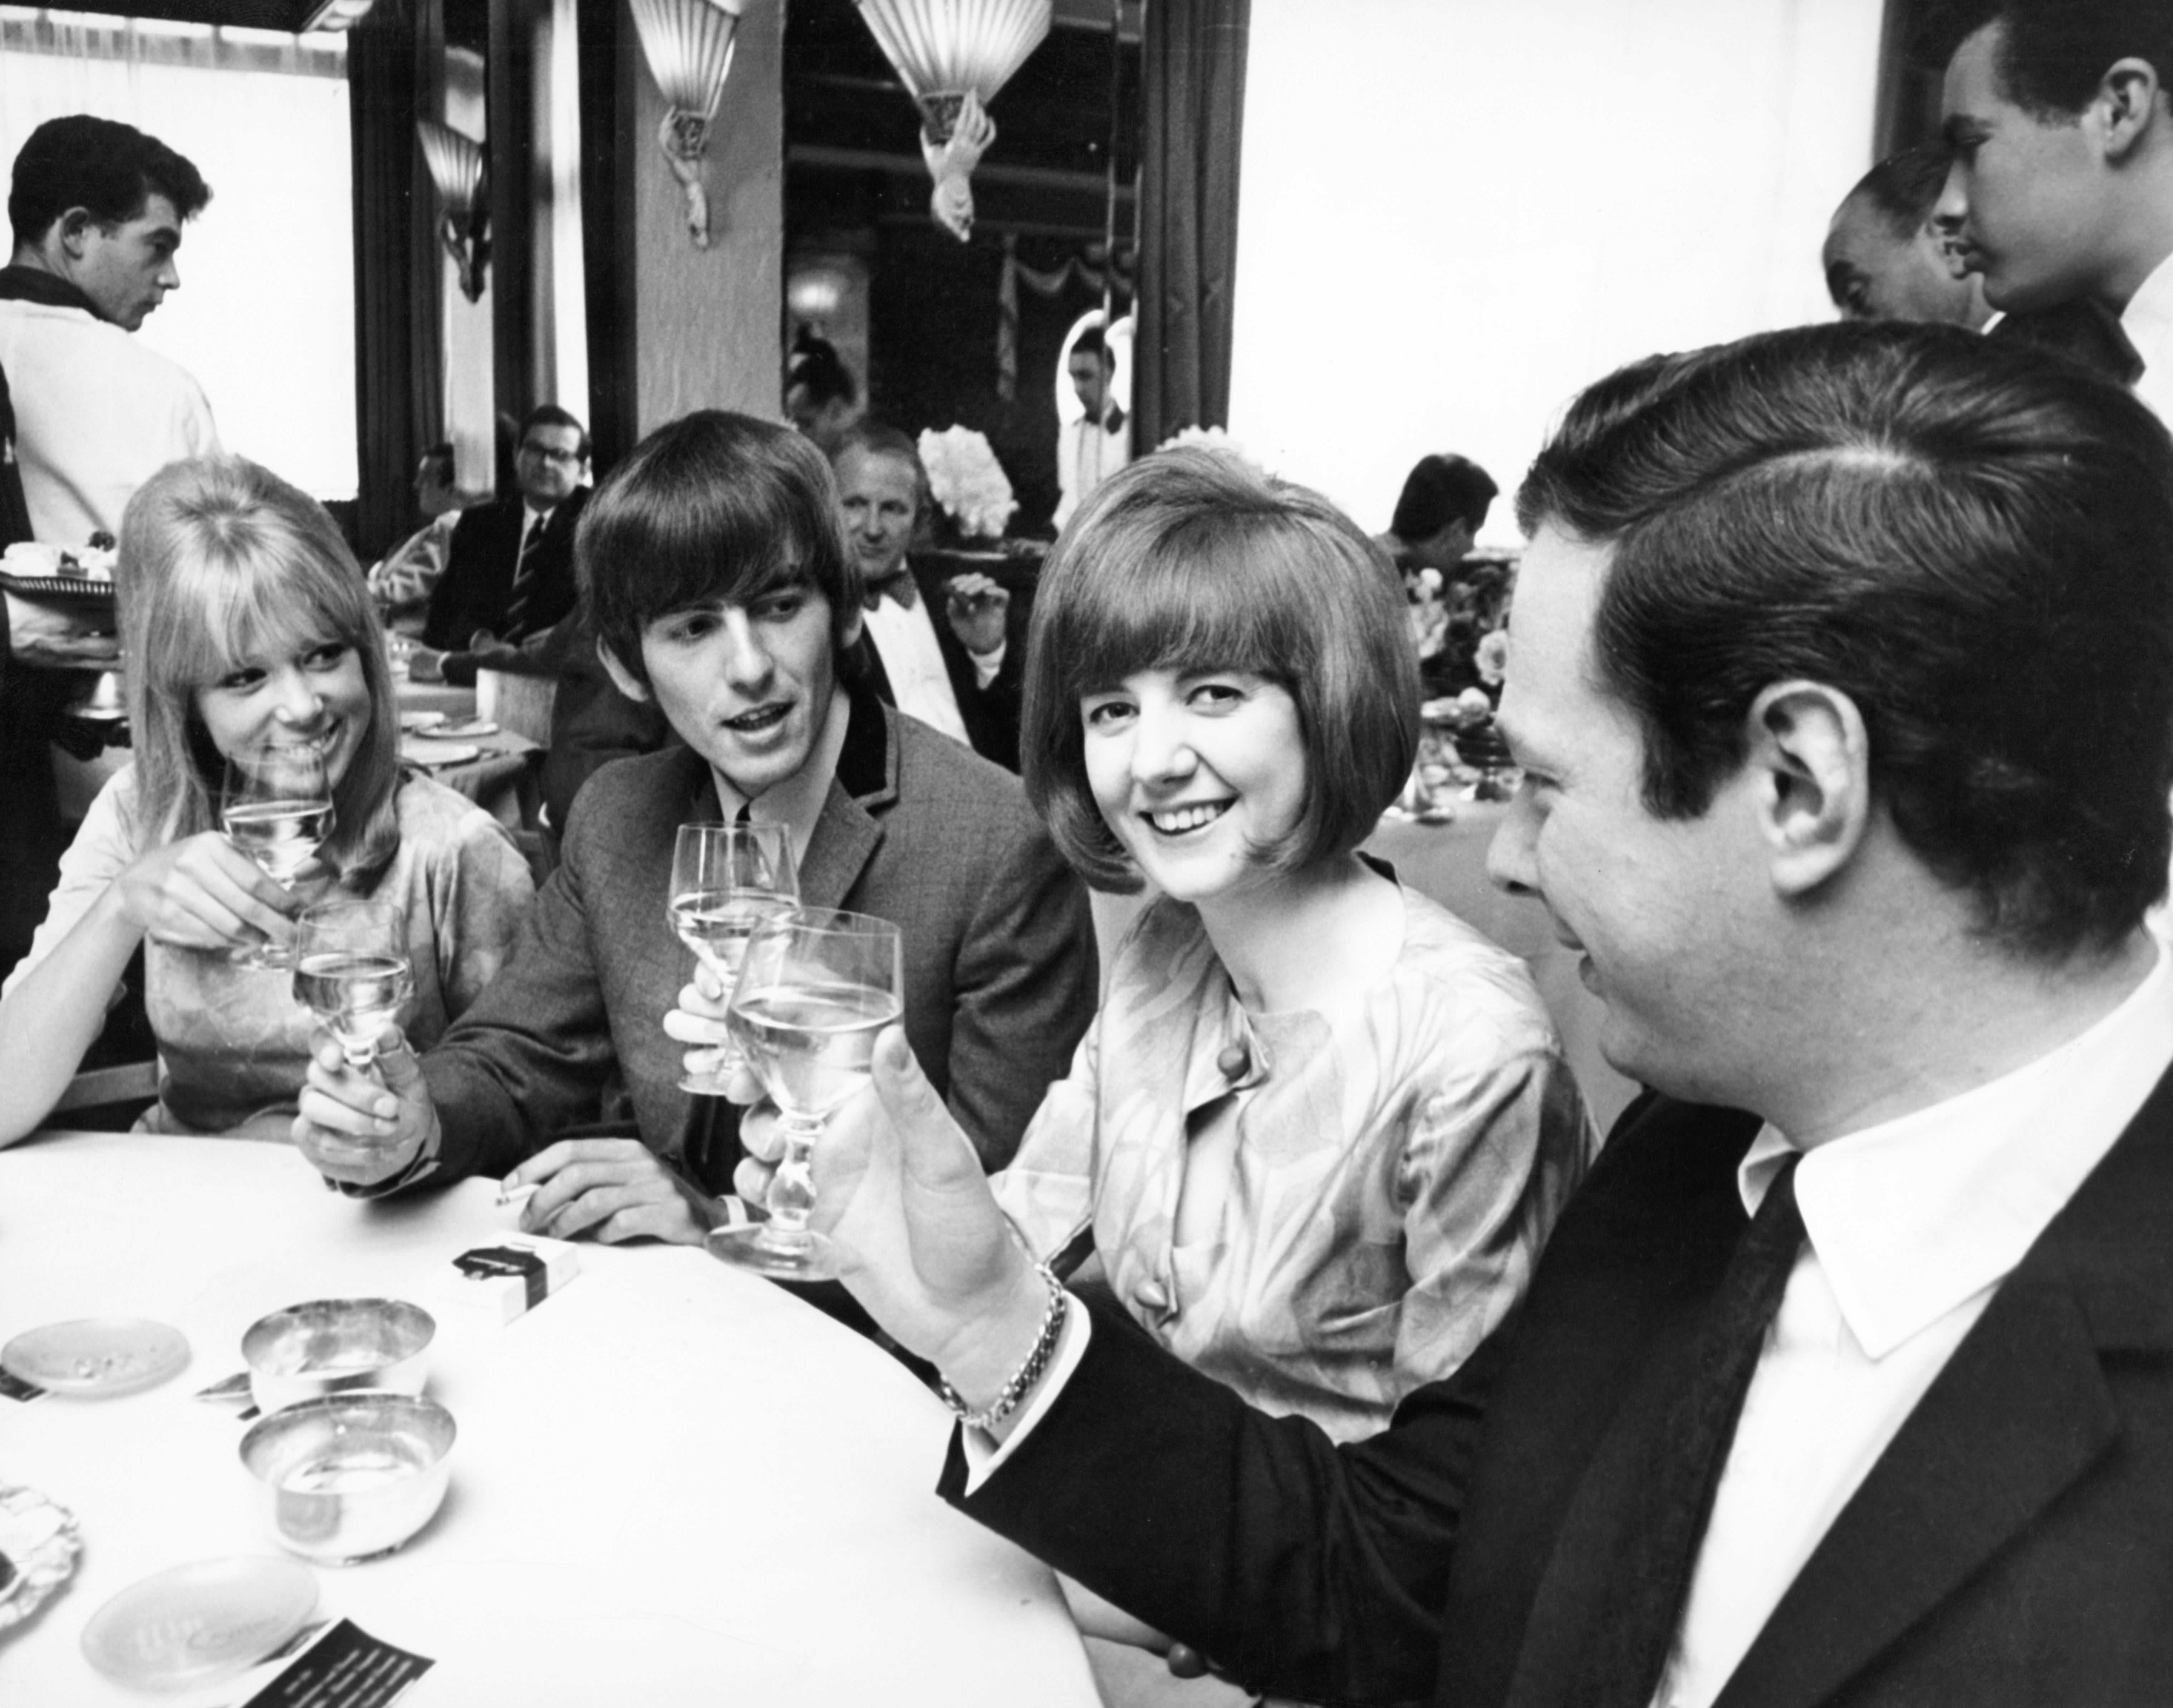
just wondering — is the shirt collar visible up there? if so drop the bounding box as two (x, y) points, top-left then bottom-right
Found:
(1740, 939), (2173, 1359)
(0, 263), (102, 320)
(2119, 249), (2173, 373)
(707, 680), (852, 869)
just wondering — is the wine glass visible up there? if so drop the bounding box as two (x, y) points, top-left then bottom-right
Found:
(221, 741), (334, 969)
(292, 899), (415, 1073)
(708, 908), (904, 1282)
(667, 821), (799, 1095)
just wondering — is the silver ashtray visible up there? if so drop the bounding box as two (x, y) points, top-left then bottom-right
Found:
(242, 1298), (433, 1416)
(239, 1391), (455, 1565)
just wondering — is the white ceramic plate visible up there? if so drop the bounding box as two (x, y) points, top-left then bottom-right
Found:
(81, 1556), (318, 1688)
(0, 1318), (190, 1397)
(401, 739), (483, 768)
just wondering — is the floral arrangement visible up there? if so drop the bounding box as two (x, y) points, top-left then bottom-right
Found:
(1398, 551), (1515, 703)
(917, 426), (1017, 542)
(1153, 424), (1270, 478)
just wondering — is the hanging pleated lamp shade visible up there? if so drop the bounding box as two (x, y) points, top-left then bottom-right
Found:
(630, 0), (745, 121)
(416, 119), (485, 216)
(854, 0), (1053, 140)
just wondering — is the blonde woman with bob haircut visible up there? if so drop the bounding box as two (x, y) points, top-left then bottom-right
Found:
(0, 456), (533, 1143)
(986, 447), (1597, 1441)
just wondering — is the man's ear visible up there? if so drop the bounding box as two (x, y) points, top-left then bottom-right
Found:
(837, 601), (865, 653)
(597, 637), (650, 703)
(55, 207), (98, 258)
(2096, 57), (2163, 160)
(1744, 680), (1871, 899)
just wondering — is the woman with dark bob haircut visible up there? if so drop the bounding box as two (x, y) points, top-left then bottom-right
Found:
(984, 447), (1592, 1443)
(0, 456), (533, 1144)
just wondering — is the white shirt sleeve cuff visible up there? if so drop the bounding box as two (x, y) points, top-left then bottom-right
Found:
(971, 639), (1006, 688)
(956, 1291), (1092, 1493)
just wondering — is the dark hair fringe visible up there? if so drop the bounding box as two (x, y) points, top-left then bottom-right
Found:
(1022, 448), (1418, 892)
(1518, 319), (2173, 961)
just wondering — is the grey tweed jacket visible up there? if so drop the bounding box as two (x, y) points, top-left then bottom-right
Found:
(419, 689), (1098, 1182)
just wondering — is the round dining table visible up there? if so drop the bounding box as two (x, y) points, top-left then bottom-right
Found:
(0, 1131), (1100, 1707)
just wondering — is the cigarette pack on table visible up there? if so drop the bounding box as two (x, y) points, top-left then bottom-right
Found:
(433, 1235), (580, 1324)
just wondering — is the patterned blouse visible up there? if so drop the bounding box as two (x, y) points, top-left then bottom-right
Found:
(9, 767), (534, 1136)
(992, 881), (1596, 1442)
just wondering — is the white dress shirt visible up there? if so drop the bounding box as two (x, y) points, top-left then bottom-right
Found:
(706, 682), (851, 869)
(2121, 249), (2173, 425)
(1655, 940), (2173, 1707)
(0, 296), (218, 543)
(862, 593), (972, 746)
(1053, 412), (1132, 530)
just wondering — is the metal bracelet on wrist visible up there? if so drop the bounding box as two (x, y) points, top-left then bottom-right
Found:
(937, 1260), (1068, 1434)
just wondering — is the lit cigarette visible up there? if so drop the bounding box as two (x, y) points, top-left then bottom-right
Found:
(495, 1181), (539, 1208)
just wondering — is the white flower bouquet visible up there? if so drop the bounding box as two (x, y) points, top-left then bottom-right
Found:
(917, 426), (1018, 542)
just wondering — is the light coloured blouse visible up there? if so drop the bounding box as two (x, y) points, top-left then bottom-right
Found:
(7, 767), (534, 1136)
(992, 882), (1596, 1443)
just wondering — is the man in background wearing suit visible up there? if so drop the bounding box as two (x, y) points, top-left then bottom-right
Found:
(413, 404), (590, 680)
(294, 411), (1095, 1252)
(734, 322), (2173, 1707)
(832, 422), (1029, 773)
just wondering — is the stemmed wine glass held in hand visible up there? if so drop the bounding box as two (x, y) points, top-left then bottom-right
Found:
(668, 821), (799, 1095)
(292, 899), (415, 1075)
(221, 741), (334, 968)
(708, 907), (903, 1282)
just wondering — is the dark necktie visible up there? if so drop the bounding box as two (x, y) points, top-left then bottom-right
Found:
(1567, 1152), (1807, 1708)
(863, 572), (917, 611)
(502, 511), (547, 640)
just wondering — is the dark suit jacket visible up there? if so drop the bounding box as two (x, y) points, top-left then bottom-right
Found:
(947, 1069), (2173, 1707)
(420, 486), (588, 653)
(420, 689), (1097, 1182)
(856, 557), (1030, 773)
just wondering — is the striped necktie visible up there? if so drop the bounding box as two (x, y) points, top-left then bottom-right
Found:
(502, 510), (547, 641)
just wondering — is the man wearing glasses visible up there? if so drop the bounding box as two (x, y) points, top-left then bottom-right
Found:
(413, 405), (590, 681)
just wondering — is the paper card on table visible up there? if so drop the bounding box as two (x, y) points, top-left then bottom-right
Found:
(431, 1233), (580, 1324)
(0, 1366), (45, 1404)
(238, 1618), (433, 1708)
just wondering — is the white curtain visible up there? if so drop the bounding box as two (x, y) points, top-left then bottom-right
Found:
(0, 6), (357, 499)
(1227, 0), (1883, 536)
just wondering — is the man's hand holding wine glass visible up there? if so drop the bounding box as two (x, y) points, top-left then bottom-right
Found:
(731, 1026), (1055, 1420)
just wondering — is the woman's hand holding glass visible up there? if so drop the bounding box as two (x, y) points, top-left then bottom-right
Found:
(112, 829), (301, 956)
(729, 1025), (1055, 1411)
(220, 742), (334, 968)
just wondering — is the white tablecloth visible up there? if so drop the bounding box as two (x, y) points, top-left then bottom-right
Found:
(0, 1132), (1099, 1707)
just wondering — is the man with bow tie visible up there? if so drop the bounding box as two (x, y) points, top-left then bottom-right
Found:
(832, 423), (1030, 773)
(414, 405), (590, 681)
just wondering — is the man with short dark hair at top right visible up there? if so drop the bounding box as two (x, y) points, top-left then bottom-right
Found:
(733, 321), (2173, 1707)
(1935, 0), (2173, 417)
(0, 113), (216, 544)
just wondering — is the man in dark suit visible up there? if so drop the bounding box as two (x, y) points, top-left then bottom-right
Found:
(734, 323), (2173, 1705)
(293, 411), (1096, 1250)
(414, 404), (590, 675)
(830, 423), (1029, 772)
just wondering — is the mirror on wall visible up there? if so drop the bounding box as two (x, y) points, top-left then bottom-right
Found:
(780, 0), (1140, 536)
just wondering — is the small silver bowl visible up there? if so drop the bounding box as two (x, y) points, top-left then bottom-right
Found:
(238, 1392), (455, 1565)
(242, 1298), (434, 1417)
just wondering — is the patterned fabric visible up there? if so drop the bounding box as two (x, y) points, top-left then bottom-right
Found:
(8, 768), (534, 1136)
(993, 882), (1596, 1442)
